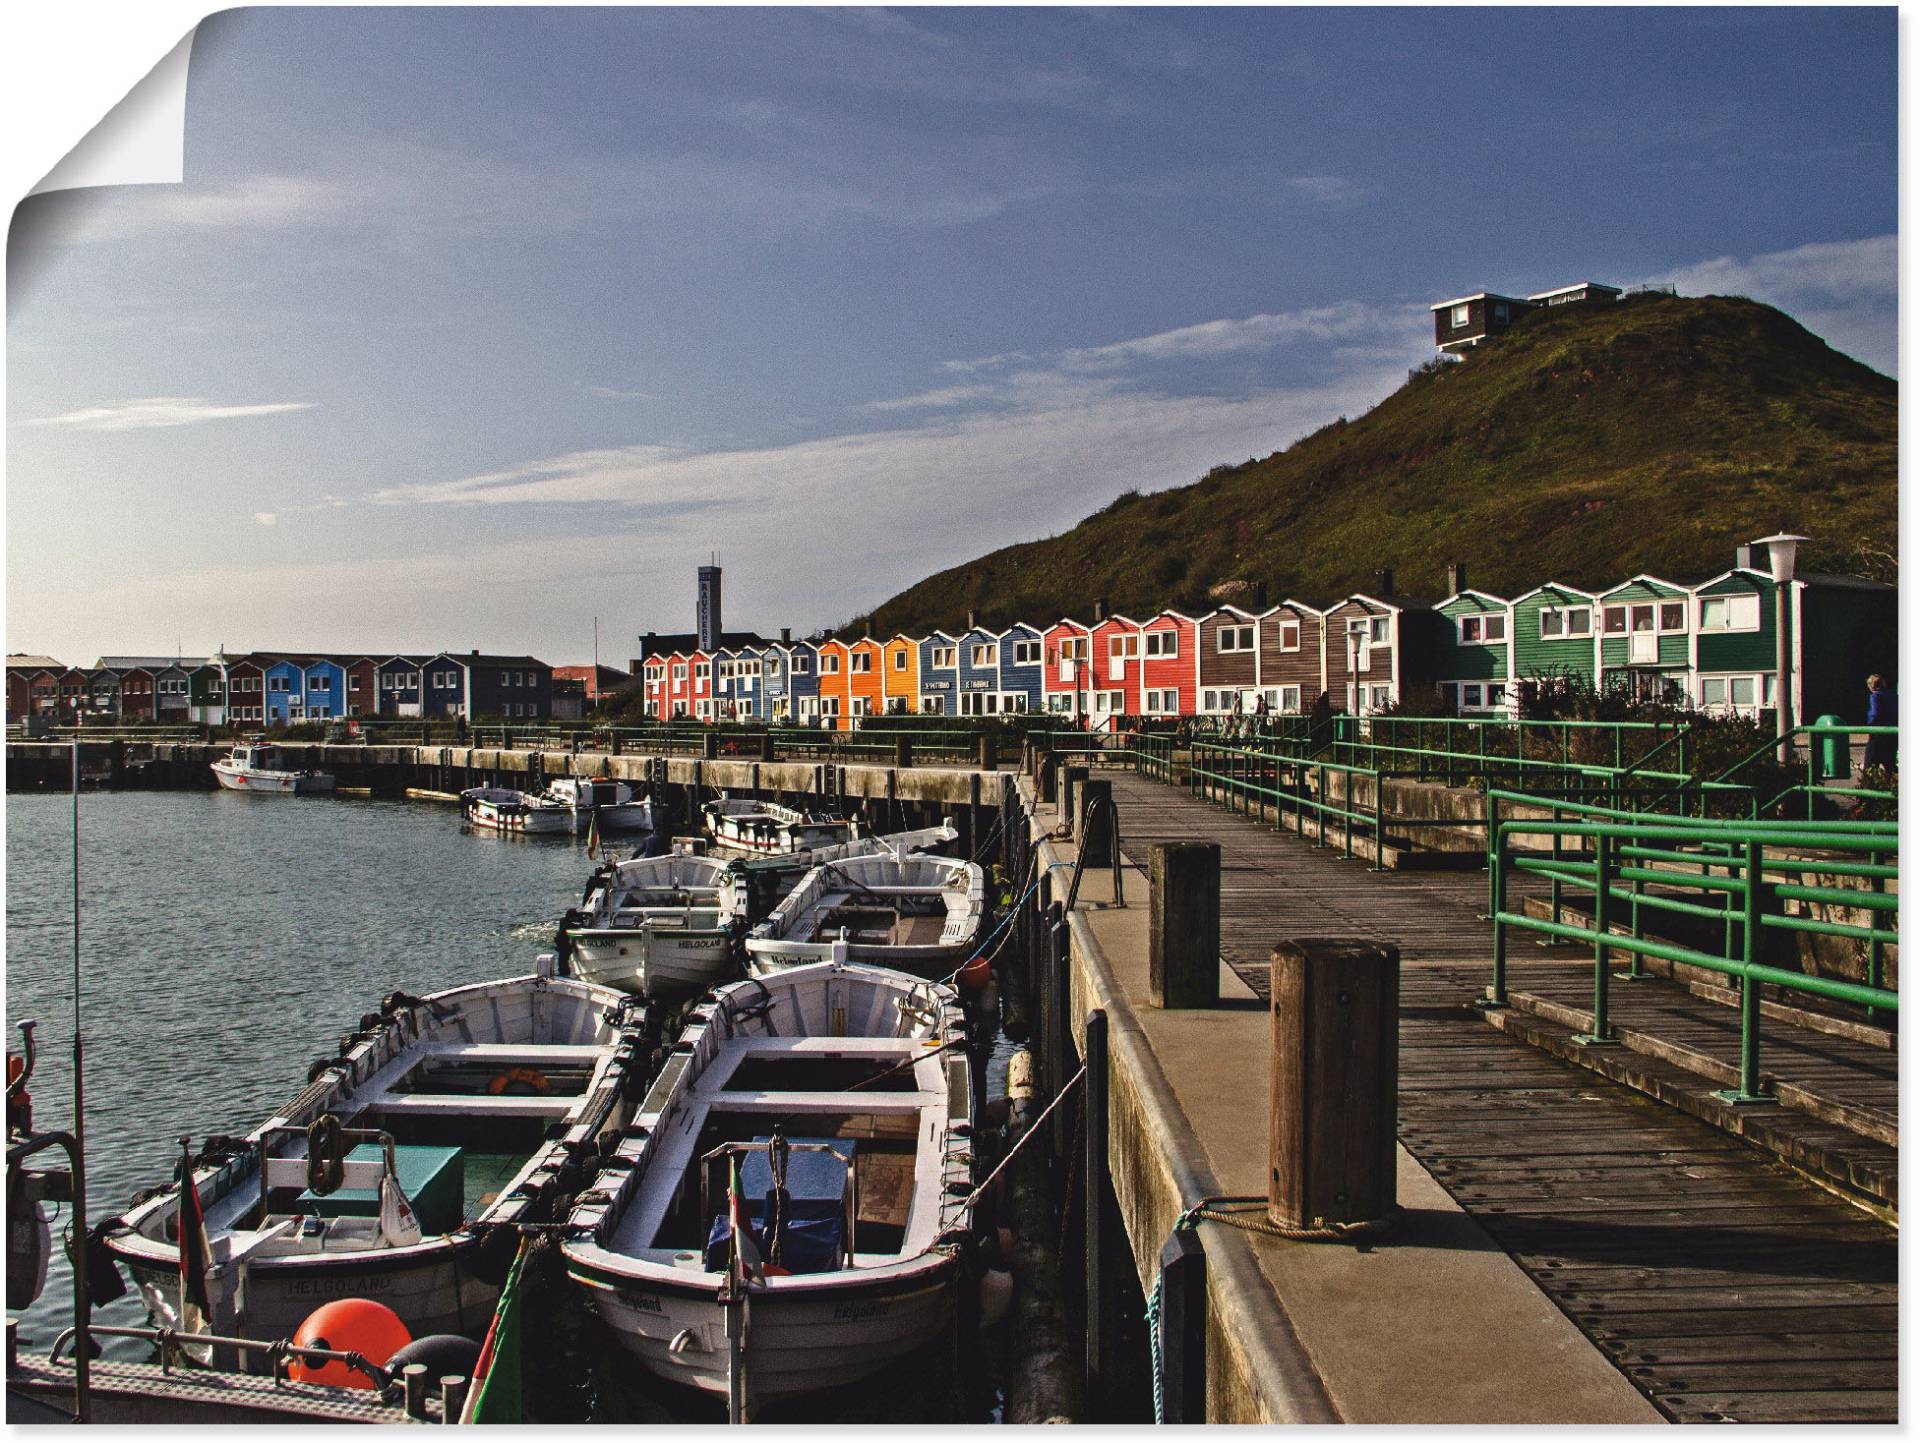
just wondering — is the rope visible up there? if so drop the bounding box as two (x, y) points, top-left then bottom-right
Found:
(934, 849), (1043, 986)
(955, 1063), (1084, 1214)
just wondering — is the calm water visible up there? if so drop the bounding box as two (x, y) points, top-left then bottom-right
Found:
(5, 789), (598, 1351)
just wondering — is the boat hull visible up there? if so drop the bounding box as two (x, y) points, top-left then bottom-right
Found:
(211, 762), (334, 794)
(465, 800), (572, 834)
(743, 941), (969, 981)
(568, 925), (737, 997)
(571, 1257), (958, 1400)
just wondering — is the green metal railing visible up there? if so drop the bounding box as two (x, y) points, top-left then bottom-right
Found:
(1186, 740), (1388, 868)
(1330, 715), (1690, 781)
(1489, 812), (1898, 1099)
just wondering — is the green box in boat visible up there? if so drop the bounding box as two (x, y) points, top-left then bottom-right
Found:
(296, 1143), (465, 1235)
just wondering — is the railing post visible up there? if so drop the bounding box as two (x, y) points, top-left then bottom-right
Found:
(1155, 1228), (1206, 1423)
(1487, 823), (1510, 1006)
(1867, 857), (1886, 1023)
(1715, 838), (1773, 1104)
(1369, 770), (1385, 872)
(1574, 831), (1617, 1044)
(1083, 1009), (1109, 1415)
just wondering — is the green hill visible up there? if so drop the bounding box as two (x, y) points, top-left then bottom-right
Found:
(853, 293), (1896, 636)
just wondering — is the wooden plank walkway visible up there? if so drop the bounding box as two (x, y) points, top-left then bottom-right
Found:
(1103, 770), (1899, 1424)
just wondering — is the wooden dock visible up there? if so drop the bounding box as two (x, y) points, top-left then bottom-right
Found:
(1102, 769), (1898, 1424)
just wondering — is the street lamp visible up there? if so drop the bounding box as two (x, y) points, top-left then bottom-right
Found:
(1754, 532), (1808, 763)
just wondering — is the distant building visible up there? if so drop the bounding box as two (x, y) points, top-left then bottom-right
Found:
(1430, 281), (1621, 352)
(551, 665), (632, 710)
(697, 564), (723, 653)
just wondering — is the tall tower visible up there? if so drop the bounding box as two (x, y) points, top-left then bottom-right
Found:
(696, 559), (723, 653)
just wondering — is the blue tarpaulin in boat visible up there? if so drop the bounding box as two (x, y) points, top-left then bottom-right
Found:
(704, 1137), (853, 1274)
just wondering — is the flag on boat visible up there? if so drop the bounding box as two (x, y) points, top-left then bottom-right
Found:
(176, 1141), (214, 1346)
(460, 1235), (531, 1423)
(585, 805), (601, 860)
(729, 1155), (764, 1289)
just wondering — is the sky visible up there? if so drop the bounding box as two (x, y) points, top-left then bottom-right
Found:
(5, 6), (1898, 667)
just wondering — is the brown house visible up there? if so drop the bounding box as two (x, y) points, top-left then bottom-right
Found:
(1430, 292), (1530, 352)
(1195, 606), (1261, 714)
(226, 658), (265, 726)
(1258, 601), (1326, 712)
(344, 658), (378, 716)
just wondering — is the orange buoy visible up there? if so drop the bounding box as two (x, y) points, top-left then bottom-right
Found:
(288, 1298), (412, 1389)
(956, 954), (992, 992)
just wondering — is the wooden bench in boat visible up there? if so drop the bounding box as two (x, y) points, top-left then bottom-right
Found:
(356, 1092), (582, 1118)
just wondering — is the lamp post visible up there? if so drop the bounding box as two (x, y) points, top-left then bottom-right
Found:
(1756, 533), (1808, 764)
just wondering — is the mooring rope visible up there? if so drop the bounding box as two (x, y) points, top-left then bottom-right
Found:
(955, 1063), (1085, 1215)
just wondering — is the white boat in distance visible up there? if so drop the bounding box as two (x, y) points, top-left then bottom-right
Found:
(745, 853), (987, 980)
(463, 778), (654, 836)
(561, 962), (974, 1407)
(702, 797), (858, 856)
(561, 822), (962, 1000)
(107, 972), (650, 1358)
(211, 742), (335, 794)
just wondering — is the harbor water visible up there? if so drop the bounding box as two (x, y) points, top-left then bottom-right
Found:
(4, 789), (1000, 1422)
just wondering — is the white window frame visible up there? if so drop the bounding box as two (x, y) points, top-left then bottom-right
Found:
(1699, 594), (1762, 632)
(1216, 625), (1255, 654)
(850, 695), (870, 717)
(970, 643), (998, 669)
(931, 645), (957, 671)
(821, 652), (841, 675)
(1108, 634), (1140, 660)
(1010, 639), (1042, 666)
(1144, 630), (1180, 658)
(1450, 303), (1470, 328)
(1459, 614), (1507, 645)
(892, 650), (908, 671)
(851, 651), (873, 674)
(1143, 688), (1178, 715)
(920, 694), (946, 715)
(1278, 622), (1300, 652)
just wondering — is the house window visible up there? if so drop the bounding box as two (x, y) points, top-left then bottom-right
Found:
(1539, 606), (1592, 638)
(851, 652), (873, 673)
(1145, 631), (1180, 658)
(673, 664), (688, 681)
(1450, 303), (1470, 328)
(1659, 601), (1685, 631)
(1144, 688), (1179, 714)
(820, 653), (840, 674)
(1058, 637), (1089, 661)
(820, 696), (841, 717)
(1200, 688), (1234, 714)
(1347, 616), (1390, 644)
(309, 673), (328, 689)
(793, 654), (811, 673)
(1010, 639), (1041, 666)
(931, 646), (957, 670)
(1368, 684), (1392, 710)
(1459, 614), (1507, 645)
(1216, 625), (1255, 653)
(851, 696), (871, 717)
(1602, 606), (1627, 634)
(1003, 692), (1027, 713)
(1699, 594), (1761, 632)
(269, 676), (289, 692)
(1046, 693), (1073, 714)
(970, 643), (997, 668)
(921, 695), (945, 715)
(892, 651), (908, 671)
(1108, 634), (1140, 659)
(1278, 622), (1300, 651)
(1101, 691), (1125, 711)
(1277, 685), (1302, 713)
(1492, 301), (1508, 323)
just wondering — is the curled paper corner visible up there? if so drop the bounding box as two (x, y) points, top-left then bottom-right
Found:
(29, 26), (198, 198)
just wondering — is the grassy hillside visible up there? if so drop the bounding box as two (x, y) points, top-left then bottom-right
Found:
(853, 293), (1896, 637)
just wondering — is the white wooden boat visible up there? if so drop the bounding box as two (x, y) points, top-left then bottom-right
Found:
(561, 963), (973, 1407)
(106, 972), (651, 1359)
(562, 851), (749, 999)
(544, 777), (655, 834)
(745, 854), (987, 980)
(461, 785), (572, 834)
(702, 798), (858, 856)
(210, 743), (335, 795)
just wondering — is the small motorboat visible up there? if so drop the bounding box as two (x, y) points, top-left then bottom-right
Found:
(561, 849), (751, 999)
(210, 742), (335, 795)
(744, 853), (987, 980)
(106, 970), (653, 1359)
(461, 785), (572, 834)
(702, 798), (859, 857)
(561, 962), (974, 1409)
(543, 777), (655, 835)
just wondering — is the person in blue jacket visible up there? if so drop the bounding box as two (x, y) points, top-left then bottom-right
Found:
(1863, 674), (1896, 774)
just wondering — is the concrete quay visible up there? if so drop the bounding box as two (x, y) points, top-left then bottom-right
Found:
(1022, 774), (1662, 1425)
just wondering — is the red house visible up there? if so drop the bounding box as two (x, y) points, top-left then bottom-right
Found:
(1041, 620), (1094, 720)
(1089, 615), (1145, 727)
(1139, 611), (1199, 719)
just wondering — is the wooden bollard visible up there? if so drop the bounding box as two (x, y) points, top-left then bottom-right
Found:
(1038, 756), (1058, 803)
(1063, 765), (1089, 830)
(895, 734), (912, 769)
(702, 732), (719, 760)
(1150, 843), (1220, 1008)
(1268, 939), (1400, 1232)
(759, 731), (775, 762)
(1077, 778), (1114, 866)
(977, 734), (997, 770)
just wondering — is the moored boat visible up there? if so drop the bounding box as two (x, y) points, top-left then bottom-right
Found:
(211, 742), (335, 795)
(560, 849), (750, 999)
(745, 853), (987, 980)
(106, 971), (653, 1359)
(702, 797), (858, 856)
(460, 786), (572, 834)
(560, 962), (973, 1407)
(543, 777), (655, 834)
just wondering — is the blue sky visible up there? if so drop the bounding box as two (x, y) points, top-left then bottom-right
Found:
(7, 6), (1897, 665)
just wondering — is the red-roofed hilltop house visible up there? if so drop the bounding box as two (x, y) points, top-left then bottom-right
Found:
(554, 665), (632, 713)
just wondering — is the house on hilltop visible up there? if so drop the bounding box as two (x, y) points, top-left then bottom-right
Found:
(1430, 281), (1622, 352)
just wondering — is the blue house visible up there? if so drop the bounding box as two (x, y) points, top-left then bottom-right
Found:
(377, 656), (426, 716)
(423, 654), (467, 717)
(784, 641), (821, 725)
(300, 658), (346, 719)
(714, 646), (761, 722)
(997, 623), (1045, 714)
(261, 658), (305, 725)
(918, 632), (961, 716)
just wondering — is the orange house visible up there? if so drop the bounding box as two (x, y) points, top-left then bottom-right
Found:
(848, 638), (885, 725)
(881, 635), (919, 715)
(816, 639), (852, 730)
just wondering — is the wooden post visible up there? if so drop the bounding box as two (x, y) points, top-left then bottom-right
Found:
(1039, 757), (1058, 804)
(759, 731), (774, 762)
(1077, 778), (1113, 866)
(1150, 843), (1220, 1008)
(1268, 938), (1400, 1231)
(895, 734), (912, 769)
(1083, 1009), (1109, 1416)
(1063, 765), (1089, 830)
(1156, 1228), (1207, 1423)
(703, 732), (719, 760)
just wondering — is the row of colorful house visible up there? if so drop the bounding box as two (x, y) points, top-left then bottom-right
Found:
(638, 550), (1893, 730)
(5, 650), (553, 726)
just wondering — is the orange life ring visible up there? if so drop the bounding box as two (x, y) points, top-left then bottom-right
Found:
(487, 1066), (552, 1096)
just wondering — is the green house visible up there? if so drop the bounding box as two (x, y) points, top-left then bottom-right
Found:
(187, 664), (226, 725)
(1432, 589), (1513, 714)
(1597, 576), (1691, 703)
(1690, 568), (1776, 718)
(1793, 571), (1898, 728)
(1510, 583), (1600, 700)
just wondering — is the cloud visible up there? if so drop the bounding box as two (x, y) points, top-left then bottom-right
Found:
(253, 512), (277, 526)
(584, 385), (661, 401)
(23, 397), (318, 431)
(1057, 302), (1403, 372)
(1648, 234), (1896, 375)
(1279, 174), (1365, 207)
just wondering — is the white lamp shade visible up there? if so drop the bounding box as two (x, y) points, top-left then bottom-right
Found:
(1755, 532), (1809, 585)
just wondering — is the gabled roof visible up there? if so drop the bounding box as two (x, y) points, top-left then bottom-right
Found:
(1436, 588), (1511, 610)
(1510, 581), (1600, 606)
(1199, 604), (1260, 624)
(7, 655), (64, 670)
(1595, 573), (1688, 600)
(1267, 598), (1324, 619)
(1429, 291), (1527, 312)
(1797, 570), (1897, 593)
